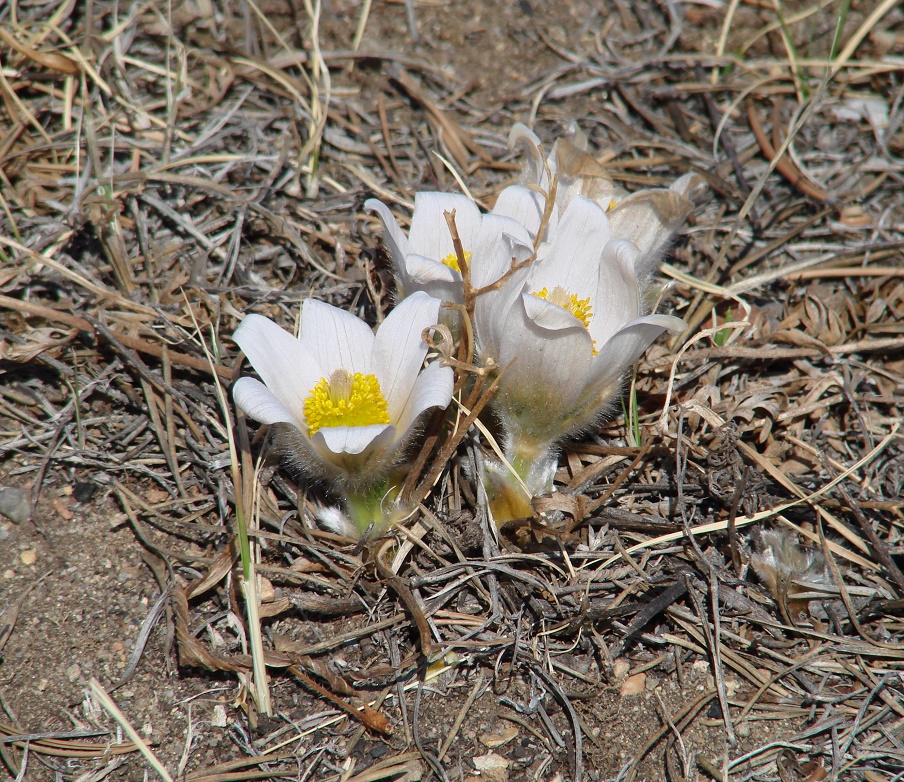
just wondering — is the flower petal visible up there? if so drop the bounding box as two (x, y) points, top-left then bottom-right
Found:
(232, 314), (323, 421)
(588, 239), (644, 347)
(523, 291), (589, 332)
(588, 314), (685, 391)
(313, 423), (393, 456)
(300, 298), (374, 377)
(409, 192), (482, 260)
(493, 294), (592, 433)
(365, 199), (413, 291)
(508, 123), (547, 188)
(395, 359), (454, 435)
(470, 213), (534, 289)
(607, 189), (694, 277)
(528, 196), (609, 295)
(371, 291), (442, 421)
(404, 254), (460, 285)
(232, 377), (299, 427)
(471, 215), (535, 360)
(492, 185), (548, 238)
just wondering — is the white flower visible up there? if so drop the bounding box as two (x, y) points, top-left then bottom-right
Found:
(232, 292), (454, 486)
(365, 192), (533, 304)
(476, 194), (685, 459)
(492, 123), (706, 278)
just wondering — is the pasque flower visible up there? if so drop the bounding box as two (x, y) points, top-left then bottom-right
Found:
(365, 193), (533, 305)
(232, 292), (453, 536)
(493, 123), (706, 278)
(475, 194), (685, 518)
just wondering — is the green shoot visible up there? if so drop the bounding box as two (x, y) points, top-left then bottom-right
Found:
(714, 309), (734, 347)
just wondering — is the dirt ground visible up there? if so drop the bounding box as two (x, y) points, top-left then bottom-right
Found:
(2, 1), (904, 780)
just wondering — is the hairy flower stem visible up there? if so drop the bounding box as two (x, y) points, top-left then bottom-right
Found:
(485, 436), (558, 527)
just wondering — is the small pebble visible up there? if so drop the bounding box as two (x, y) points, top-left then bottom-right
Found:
(66, 664), (81, 682)
(19, 549), (37, 566)
(472, 752), (510, 782)
(73, 481), (96, 503)
(621, 672), (646, 696)
(0, 486), (30, 524)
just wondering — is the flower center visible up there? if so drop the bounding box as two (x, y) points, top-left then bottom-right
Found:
(303, 369), (390, 435)
(441, 250), (470, 272)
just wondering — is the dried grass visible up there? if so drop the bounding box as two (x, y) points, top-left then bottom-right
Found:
(1, 0), (903, 779)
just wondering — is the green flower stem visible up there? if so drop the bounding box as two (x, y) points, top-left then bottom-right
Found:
(345, 481), (399, 538)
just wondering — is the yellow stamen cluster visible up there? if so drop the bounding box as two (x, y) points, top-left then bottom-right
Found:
(441, 250), (471, 272)
(304, 369), (390, 435)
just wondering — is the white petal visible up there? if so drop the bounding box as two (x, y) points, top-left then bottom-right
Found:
(371, 291), (442, 421)
(365, 198), (413, 284)
(300, 298), (374, 377)
(607, 182), (700, 278)
(528, 196), (609, 295)
(409, 192), (482, 261)
(588, 314), (685, 390)
(232, 377), (299, 427)
(588, 239), (644, 347)
(492, 185), (547, 238)
(474, 271), (528, 366)
(313, 424), (393, 456)
(494, 295), (592, 430)
(404, 253), (460, 285)
(470, 213), (534, 289)
(395, 359), (454, 435)
(399, 253), (463, 303)
(523, 292), (588, 332)
(232, 314), (323, 420)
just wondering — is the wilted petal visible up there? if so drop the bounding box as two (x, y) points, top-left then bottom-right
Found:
(408, 192), (482, 260)
(233, 377), (299, 427)
(232, 314), (322, 421)
(588, 314), (686, 391)
(395, 359), (454, 435)
(607, 190), (694, 278)
(671, 172), (708, 201)
(508, 123), (547, 188)
(301, 299), (374, 377)
(372, 291), (442, 421)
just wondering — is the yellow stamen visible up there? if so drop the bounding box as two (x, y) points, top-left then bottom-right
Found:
(607, 198), (618, 212)
(304, 369), (390, 435)
(441, 250), (470, 272)
(532, 285), (597, 355)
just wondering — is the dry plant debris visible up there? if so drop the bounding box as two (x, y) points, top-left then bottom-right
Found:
(1, 0), (903, 780)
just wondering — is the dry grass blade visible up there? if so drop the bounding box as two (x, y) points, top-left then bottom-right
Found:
(2, 0), (904, 778)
